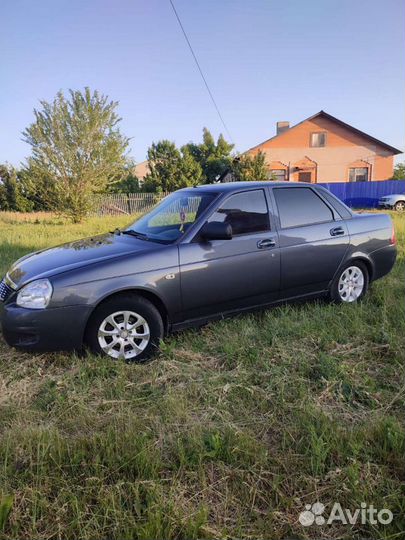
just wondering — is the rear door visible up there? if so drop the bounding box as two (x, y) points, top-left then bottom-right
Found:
(271, 186), (350, 297)
(178, 189), (280, 321)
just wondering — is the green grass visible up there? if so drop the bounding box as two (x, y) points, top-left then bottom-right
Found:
(0, 210), (404, 539)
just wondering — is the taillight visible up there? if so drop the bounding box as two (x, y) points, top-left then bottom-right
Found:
(391, 224), (396, 245)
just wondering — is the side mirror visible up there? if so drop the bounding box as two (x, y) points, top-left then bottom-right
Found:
(200, 221), (232, 241)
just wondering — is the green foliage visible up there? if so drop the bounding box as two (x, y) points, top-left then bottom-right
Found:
(391, 161), (405, 180)
(183, 127), (234, 183)
(143, 128), (234, 192)
(22, 88), (130, 222)
(0, 164), (34, 212)
(108, 165), (141, 193)
(0, 495), (13, 532)
(232, 150), (269, 181)
(143, 140), (202, 192)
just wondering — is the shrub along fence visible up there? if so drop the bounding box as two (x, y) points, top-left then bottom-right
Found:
(319, 179), (405, 208)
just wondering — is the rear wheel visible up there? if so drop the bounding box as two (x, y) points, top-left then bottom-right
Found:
(394, 201), (405, 212)
(85, 295), (164, 362)
(330, 262), (369, 303)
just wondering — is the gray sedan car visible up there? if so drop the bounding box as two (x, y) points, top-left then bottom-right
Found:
(0, 182), (397, 361)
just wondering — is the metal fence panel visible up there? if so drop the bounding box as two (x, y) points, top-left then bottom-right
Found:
(318, 179), (405, 208)
(91, 192), (170, 216)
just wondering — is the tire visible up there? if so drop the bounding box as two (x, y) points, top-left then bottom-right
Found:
(85, 295), (164, 362)
(394, 201), (405, 212)
(329, 261), (369, 304)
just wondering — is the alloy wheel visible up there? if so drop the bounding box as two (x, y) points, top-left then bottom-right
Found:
(395, 201), (405, 212)
(97, 310), (150, 360)
(338, 266), (365, 302)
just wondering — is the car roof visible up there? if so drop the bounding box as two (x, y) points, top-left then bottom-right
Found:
(180, 181), (314, 193)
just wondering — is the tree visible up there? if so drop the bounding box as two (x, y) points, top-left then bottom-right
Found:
(232, 151), (269, 182)
(182, 127), (234, 183)
(0, 164), (33, 212)
(392, 162), (405, 180)
(22, 88), (130, 222)
(109, 164), (141, 193)
(143, 140), (202, 192)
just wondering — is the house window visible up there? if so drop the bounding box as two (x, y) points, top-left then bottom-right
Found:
(269, 169), (286, 181)
(310, 132), (327, 147)
(349, 167), (369, 182)
(298, 172), (312, 183)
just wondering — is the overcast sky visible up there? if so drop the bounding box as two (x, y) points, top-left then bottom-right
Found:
(1, 0), (404, 166)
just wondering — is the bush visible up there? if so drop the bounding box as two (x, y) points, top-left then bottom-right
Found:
(0, 164), (34, 212)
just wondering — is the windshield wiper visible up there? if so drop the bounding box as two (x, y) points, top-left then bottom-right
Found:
(121, 229), (150, 241)
(115, 228), (169, 244)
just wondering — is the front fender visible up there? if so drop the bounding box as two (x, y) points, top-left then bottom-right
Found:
(48, 247), (181, 316)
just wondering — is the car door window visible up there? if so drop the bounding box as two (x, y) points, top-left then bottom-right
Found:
(208, 190), (270, 235)
(274, 187), (334, 228)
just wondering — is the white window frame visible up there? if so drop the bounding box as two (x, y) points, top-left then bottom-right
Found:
(310, 132), (327, 147)
(349, 167), (369, 182)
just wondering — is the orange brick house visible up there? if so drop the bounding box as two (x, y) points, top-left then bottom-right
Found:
(245, 111), (401, 183)
(134, 160), (149, 181)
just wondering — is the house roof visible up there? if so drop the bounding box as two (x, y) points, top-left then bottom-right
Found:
(134, 160), (149, 179)
(245, 110), (402, 155)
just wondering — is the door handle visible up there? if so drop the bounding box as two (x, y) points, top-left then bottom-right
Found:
(257, 238), (276, 249)
(330, 226), (345, 237)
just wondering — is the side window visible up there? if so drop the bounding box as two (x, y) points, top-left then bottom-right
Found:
(208, 190), (270, 235)
(317, 188), (352, 219)
(274, 187), (334, 228)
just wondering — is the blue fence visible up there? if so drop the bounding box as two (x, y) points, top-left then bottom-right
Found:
(318, 179), (405, 208)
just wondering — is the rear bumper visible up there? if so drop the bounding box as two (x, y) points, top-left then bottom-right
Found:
(0, 302), (92, 352)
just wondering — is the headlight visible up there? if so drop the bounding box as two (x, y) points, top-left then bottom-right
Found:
(16, 279), (53, 309)
(4, 272), (17, 290)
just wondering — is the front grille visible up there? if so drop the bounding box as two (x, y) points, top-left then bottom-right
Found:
(0, 279), (13, 302)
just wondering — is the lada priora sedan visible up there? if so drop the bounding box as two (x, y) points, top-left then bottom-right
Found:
(0, 182), (397, 361)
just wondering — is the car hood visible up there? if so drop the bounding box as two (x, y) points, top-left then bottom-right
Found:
(7, 233), (158, 289)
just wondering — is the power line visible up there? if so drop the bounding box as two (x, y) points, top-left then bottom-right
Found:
(168, 0), (234, 144)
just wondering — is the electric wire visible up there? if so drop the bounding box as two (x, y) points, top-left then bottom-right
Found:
(168, 0), (234, 144)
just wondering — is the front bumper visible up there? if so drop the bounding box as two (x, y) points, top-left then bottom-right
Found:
(0, 302), (93, 352)
(378, 201), (394, 209)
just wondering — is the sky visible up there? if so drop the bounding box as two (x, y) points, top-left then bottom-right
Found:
(1, 0), (404, 167)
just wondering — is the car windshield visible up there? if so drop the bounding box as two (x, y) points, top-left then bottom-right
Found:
(125, 191), (217, 243)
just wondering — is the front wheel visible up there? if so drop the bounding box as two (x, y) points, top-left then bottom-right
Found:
(85, 295), (164, 362)
(394, 201), (405, 212)
(330, 262), (369, 303)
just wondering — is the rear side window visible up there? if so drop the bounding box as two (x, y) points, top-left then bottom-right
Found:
(274, 187), (334, 228)
(316, 188), (352, 219)
(208, 189), (270, 235)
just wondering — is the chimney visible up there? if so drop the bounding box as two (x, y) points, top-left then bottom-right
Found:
(276, 121), (290, 135)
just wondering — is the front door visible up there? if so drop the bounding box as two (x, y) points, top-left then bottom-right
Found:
(179, 189), (280, 321)
(272, 186), (350, 296)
